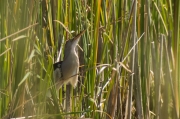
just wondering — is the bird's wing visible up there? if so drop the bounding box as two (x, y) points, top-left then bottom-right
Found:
(53, 61), (63, 70)
(53, 61), (63, 81)
(53, 61), (65, 90)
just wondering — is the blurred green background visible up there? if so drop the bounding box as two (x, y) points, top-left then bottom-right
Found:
(0, 0), (180, 119)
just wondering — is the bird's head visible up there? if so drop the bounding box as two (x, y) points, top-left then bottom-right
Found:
(64, 29), (86, 57)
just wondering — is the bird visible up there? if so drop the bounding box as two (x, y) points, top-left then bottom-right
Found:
(53, 29), (86, 91)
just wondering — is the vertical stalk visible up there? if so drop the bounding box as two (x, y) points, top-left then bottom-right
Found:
(127, 0), (137, 119)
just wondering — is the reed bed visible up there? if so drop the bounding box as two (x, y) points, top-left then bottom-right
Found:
(0, 0), (179, 119)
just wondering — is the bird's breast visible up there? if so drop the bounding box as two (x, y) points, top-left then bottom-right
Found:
(62, 54), (79, 80)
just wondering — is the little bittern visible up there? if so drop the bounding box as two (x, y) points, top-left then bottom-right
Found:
(53, 30), (86, 90)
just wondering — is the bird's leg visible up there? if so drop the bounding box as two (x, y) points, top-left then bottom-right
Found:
(66, 84), (71, 119)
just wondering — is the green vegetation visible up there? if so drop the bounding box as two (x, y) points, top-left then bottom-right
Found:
(0, 0), (180, 119)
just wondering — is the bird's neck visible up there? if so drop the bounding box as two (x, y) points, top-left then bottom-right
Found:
(64, 49), (78, 61)
(63, 50), (79, 72)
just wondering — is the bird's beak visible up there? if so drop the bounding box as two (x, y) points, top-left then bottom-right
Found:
(72, 29), (86, 41)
